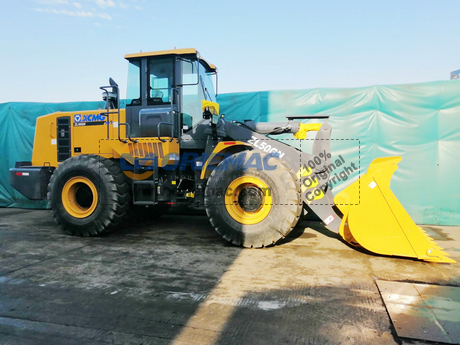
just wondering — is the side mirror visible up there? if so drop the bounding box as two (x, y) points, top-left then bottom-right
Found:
(100, 78), (119, 110)
(109, 77), (118, 88)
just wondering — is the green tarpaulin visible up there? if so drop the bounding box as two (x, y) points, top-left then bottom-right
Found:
(1, 80), (459, 225)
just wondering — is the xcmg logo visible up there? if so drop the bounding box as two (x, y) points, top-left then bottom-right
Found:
(74, 114), (106, 123)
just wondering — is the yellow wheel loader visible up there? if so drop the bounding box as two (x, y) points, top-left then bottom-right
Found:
(9, 48), (454, 263)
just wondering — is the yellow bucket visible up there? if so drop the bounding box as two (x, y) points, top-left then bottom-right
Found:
(334, 157), (455, 263)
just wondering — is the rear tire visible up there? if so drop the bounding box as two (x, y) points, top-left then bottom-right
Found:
(204, 150), (302, 247)
(48, 155), (130, 236)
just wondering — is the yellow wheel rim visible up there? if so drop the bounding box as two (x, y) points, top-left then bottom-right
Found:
(61, 177), (98, 218)
(224, 176), (272, 225)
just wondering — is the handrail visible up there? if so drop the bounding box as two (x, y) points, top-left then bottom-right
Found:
(157, 122), (173, 142)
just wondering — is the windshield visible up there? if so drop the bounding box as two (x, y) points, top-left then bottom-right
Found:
(200, 69), (216, 103)
(181, 60), (217, 128)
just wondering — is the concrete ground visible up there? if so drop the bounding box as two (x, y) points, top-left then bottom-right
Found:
(0, 208), (459, 345)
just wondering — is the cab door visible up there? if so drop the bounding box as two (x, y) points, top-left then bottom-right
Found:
(125, 56), (180, 139)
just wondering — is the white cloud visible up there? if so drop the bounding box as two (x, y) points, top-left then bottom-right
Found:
(98, 12), (112, 20)
(35, 0), (69, 4)
(32, 0), (139, 22)
(35, 7), (112, 20)
(95, 0), (115, 8)
(95, 22), (102, 27)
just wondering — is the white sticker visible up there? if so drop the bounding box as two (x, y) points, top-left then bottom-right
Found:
(22, 172), (30, 176)
(369, 181), (377, 189)
(51, 139), (57, 145)
(324, 215), (335, 225)
(113, 122), (118, 128)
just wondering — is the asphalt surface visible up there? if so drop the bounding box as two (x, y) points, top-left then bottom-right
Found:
(0, 208), (459, 345)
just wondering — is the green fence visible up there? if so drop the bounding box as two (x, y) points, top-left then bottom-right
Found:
(1, 80), (459, 225)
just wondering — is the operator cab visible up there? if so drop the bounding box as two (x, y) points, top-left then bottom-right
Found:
(123, 48), (217, 139)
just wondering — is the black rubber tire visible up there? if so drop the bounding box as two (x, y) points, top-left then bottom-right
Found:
(204, 150), (302, 247)
(48, 155), (130, 236)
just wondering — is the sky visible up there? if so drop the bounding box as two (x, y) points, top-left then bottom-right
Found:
(0, 0), (459, 103)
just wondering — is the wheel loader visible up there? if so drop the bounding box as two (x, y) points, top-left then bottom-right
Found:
(9, 48), (455, 263)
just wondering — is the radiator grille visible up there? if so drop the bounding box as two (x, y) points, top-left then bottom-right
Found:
(128, 142), (164, 159)
(57, 117), (71, 162)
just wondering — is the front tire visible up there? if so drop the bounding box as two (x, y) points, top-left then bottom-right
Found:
(48, 155), (130, 236)
(204, 150), (302, 247)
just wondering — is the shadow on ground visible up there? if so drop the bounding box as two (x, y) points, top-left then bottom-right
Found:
(0, 209), (241, 344)
(0, 208), (459, 345)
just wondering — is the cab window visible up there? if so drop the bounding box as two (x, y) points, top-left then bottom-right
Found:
(147, 57), (173, 105)
(126, 60), (141, 106)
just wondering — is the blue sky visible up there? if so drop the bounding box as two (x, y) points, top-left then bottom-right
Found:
(1, 0), (459, 103)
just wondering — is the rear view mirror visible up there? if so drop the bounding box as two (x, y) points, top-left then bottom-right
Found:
(109, 78), (118, 87)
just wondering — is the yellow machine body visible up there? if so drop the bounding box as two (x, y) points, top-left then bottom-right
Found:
(12, 48), (453, 263)
(28, 104), (455, 264)
(31, 109), (179, 168)
(334, 157), (455, 263)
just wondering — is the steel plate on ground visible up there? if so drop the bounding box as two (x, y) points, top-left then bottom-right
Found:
(376, 280), (460, 344)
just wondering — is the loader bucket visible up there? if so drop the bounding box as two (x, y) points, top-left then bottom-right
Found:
(334, 157), (455, 263)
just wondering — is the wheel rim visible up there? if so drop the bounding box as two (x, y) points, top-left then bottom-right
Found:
(61, 177), (98, 218)
(225, 176), (272, 225)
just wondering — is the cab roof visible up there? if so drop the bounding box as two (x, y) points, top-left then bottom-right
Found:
(124, 48), (217, 72)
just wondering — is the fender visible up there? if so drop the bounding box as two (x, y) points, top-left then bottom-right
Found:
(200, 141), (251, 179)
